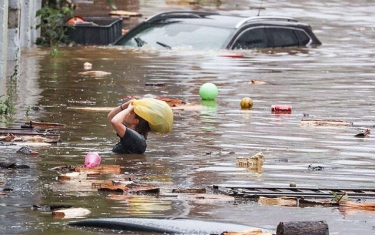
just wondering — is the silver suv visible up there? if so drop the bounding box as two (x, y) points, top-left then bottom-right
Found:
(113, 11), (322, 50)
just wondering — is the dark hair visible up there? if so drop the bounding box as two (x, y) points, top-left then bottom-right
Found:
(135, 114), (151, 139)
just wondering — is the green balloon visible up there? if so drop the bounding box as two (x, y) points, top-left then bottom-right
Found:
(199, 83), (218, 100)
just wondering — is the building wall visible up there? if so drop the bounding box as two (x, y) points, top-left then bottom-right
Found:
(0, 0), (41, 86)
(0, 0), (9, 82)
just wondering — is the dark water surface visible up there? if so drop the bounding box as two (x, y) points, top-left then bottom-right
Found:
(2, 1), (375, 234)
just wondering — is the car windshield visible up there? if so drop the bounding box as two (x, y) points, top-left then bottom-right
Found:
(117, 21), (234, 50)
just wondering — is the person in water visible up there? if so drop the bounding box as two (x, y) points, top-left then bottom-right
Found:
(108, 100), (150, 154)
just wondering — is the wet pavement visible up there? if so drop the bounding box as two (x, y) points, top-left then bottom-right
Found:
(1, 0), (375, 234)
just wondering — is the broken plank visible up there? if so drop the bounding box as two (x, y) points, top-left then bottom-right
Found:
(222, 229), (272, 235)
(25, 121), (66, 128)
(258, 196), (297, 206)
(75, 165), (121, 174)
(339, 201), (375, 210)
(98, 185), (160, 194)
(172, 188), (206, 193)
(0, 129), (60, 137)
(52, 207), (91, 218)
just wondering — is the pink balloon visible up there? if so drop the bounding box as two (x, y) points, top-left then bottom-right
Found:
(84, 152), (101, 168)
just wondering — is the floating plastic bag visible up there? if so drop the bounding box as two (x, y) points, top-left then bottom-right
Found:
(132, 98), (173, 134)
(84, 152), (101, 168)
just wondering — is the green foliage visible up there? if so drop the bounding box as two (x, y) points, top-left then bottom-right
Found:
(0, 95), (15, 116)
(36, 6), (73, 46)
(331, 191), (349, 202)
(107, 0), (117, 10)
(0, 54), (18, 117)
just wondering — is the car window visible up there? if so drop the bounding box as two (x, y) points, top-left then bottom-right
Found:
(294, 30), (311, 45)
(233, 28), (267, 49)
(118, 22), (234, 50)
(232, 27), (311, 49)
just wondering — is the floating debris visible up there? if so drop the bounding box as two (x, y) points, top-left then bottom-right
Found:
(308, 164), (324, 171)
(355, 129), (370, 138)
(78, 71), (112, 77)
(301, 119), (352, 126)
(52, 207), (91, 218)
(236, 152), (264, 168)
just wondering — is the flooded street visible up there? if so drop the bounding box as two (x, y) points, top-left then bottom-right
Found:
(2, 0), (375, 234)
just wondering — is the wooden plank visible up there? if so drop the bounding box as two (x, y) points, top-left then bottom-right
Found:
(212, 185), (375, 199)
(172, 188), (206, 193)
(52, 208), (91, 218)
(0, 129), (60, 137)
(75, 165), (121, 174)
(98, 185), (160, 194)
(25, 121), (66, 128)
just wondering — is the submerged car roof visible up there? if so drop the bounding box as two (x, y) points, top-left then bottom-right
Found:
(145, 11), (308, 29)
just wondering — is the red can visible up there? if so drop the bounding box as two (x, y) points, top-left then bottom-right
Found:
(271, 105), (292, 114)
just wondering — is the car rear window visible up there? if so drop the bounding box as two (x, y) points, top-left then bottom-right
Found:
(232, 27), (312, 49)
(118, 22), (234, 50)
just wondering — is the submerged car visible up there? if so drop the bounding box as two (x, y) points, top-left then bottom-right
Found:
(113, 10), (322, 50)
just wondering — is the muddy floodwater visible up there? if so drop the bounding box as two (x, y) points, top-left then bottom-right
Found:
(1, 1), (375, 235)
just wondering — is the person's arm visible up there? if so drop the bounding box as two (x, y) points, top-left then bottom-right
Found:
(107, 100), (131, 122)
(108, 101), (133, 137)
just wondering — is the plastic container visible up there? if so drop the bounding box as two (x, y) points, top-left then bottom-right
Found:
(65, 17), (123, 45)
(271, 105), (292, 114)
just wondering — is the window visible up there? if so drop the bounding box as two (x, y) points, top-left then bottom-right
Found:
(118, 22), (233, 50)
(233, 28), (267, 49)
(232, 27), (311, 49)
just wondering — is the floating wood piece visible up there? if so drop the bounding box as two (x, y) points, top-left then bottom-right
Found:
(212, 185), (375, 199)
(172, 188), (206, 193)
(276, 221), (329, 235)
(176, 193), (235, 204)
(222, 228), (272, 235)
(145, 82), (166, 87)
(75, 165), (121, 174)
(98, 185), (160, 194)
(109, 10), (142, 17)
(299, 198), (338, 207)
(258, 196), (297, 206)
(300, 119), (353, 126)
(25, 120), (66, 128)
(339, 201), (375, 215)
(58, 172), (81, 181)
(78, 71), (112, 77)
(52, 207), (91, 218)
(236, 152), (264, 170)
(250, 80), (267, 85)
(339, 201), (375, 211)
(0, 128), (60, 137)
(91, 180), (115, 189)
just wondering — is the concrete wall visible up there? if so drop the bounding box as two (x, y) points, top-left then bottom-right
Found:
(8, 0), (20, 61)
(20, 0), (41, 48)
(0, 0), (9, 83)
(0, 0), (41, 85)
